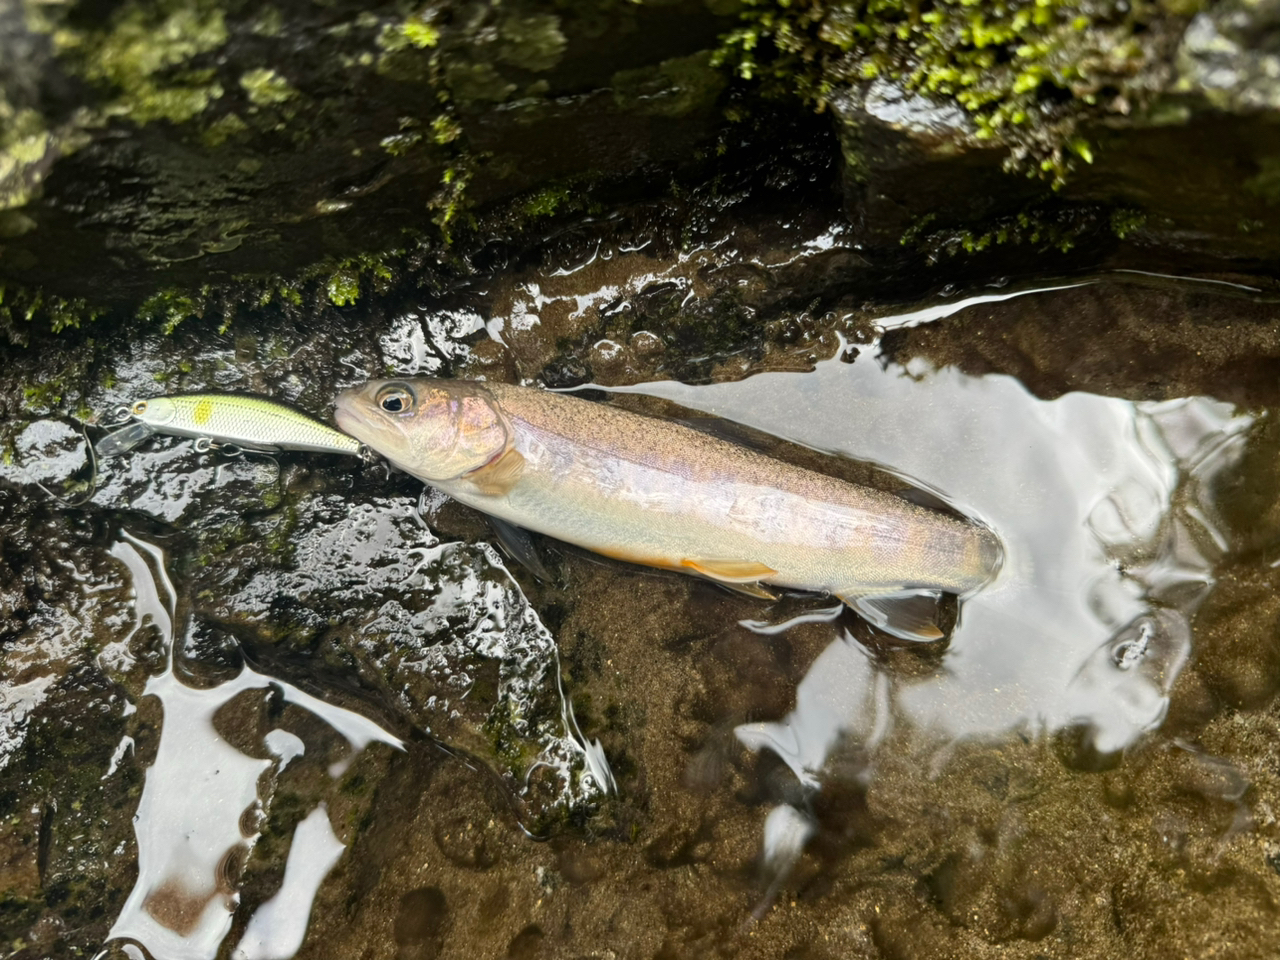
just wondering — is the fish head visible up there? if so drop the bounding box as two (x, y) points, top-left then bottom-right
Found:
(131, 397), (177, 426)
(335, 379), (511, 481)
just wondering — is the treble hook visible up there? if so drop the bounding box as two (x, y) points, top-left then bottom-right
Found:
(35, 424), (98, 508)
(198, 438), (284, 487)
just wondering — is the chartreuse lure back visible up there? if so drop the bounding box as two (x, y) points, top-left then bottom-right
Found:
(97, 393), (365, 458)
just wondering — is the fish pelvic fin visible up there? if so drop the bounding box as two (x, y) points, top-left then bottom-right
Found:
(841, 591), (946, 642)
(488, 516), (553, 581)
(681, 557), (778, 584)
(465, 447), (526, 495)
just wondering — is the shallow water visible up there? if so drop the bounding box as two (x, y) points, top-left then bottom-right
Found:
(5, 241), (1280, 958)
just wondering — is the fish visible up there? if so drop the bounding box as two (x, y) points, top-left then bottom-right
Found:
(102, 393), (366, 458)
(334, 378), (1003, 641)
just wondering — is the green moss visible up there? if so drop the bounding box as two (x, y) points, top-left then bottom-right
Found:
(1110, 207), (1147, 239)
(0, 97), (91, 211)
(903, 206), (1092, 256)
(139, 288), (205, 334)
(431, 115), (462, 145)
(494, 12), (566, 73)
(380, 130), (423, 156)
(378, 9), (442, 52)
(201, 112), (249, 147)
(431, 164), (473, 240)
(715, 0), (1195, 183)
(0, 283), (101, 344)
(23, 381), (64, 411)
(326, 269), (360, 307)
(521, 184), (573, 219)
(320, 251), (398, 306)
(402, 16), (442, 50)
(444, 61), (517, 103)
(257, 280), (304, 308)
(19, 338), (97, 413)
(60, 0), (230, 125)
(512, 177), (603, 229)
(239, 68), (297, 107)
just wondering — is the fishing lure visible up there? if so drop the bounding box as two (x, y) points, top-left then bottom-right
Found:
(95, 393), (370, 460)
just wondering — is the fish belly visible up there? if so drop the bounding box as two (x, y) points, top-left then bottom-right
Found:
(439, 430), (992, 599)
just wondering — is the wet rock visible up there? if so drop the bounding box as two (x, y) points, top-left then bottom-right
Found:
(0, 0), (736, 315)
(880, 277), (1280, 405)
(506, 924), (545, 959)
(5, 150), (1280, 960)
(394, 886), (449, 959)
(1176, 0), (1280, 112)
(1191, 562), (1280, 711)
(196, 492), (605, 827)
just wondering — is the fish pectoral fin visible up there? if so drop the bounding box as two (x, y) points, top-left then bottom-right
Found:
(465, 448), (525, 495)
(681, 557), (778, 584)
(842, 591), (946, 642)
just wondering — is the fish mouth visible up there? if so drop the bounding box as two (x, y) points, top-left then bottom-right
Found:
(333, 392), (367, 440)
(334, 389), (407, 468)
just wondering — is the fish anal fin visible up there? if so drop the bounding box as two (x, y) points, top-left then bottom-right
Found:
(681, 557), (777, 584)
(718, 580), (779, 600)
(842, 591), (946, 642)
(466, 448), (525, 495)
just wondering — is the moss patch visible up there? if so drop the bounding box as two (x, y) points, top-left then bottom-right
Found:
(58, 0), (231, 125)
(715, 0), (1199, 183)
(239, 68), (297, 108)
(0, 282), (102, 345)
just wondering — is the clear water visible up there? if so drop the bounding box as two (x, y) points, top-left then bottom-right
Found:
(3, 260), (1279, 958)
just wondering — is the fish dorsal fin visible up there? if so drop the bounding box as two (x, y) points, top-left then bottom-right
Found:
(465, 447), (525, 495)
(488, 516), (553, 581)
(681, 557), (777, 584)
(843, 591), (946, 642)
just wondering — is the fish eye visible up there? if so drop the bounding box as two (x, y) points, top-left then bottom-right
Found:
(376, 384), (414, 414)
(131, 400), (148, 416)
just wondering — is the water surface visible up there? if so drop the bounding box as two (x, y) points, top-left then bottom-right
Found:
(4, 263), (1280, 959)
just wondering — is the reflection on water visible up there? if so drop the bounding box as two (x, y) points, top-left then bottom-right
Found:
(2, 270), (1275, 955)
(92, 509), (609, 958)
(231, 805), (345, 960)
(605, 320), (1250, 871)
(104, 531), (402, 960)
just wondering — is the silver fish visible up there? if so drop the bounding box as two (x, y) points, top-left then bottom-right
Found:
(335, 378), (1003, 640)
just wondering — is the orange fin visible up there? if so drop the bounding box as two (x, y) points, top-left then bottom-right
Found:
(840, 591), (946, 642)
(465, 447), (525, 495)
(681, 557), (777, 584)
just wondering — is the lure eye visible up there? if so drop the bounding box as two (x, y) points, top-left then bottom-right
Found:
(376, 384), (414, 414)
(131, 400), (148, 416)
